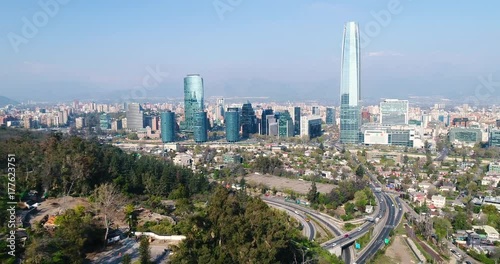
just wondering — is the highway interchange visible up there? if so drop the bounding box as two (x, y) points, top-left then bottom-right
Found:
(262, 142), (405, 264)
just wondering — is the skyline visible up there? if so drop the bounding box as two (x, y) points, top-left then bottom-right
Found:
(1, 1), (500, 103)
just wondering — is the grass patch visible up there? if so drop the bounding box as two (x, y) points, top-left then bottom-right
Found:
(308, 217), (333, 243)
(344, 223), (359, 231)
(356, 227), (373, 250)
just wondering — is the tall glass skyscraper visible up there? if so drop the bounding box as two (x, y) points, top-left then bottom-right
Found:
(293, 107), (301, 136)
(193, 111), (208, 143)
(326, 107), (335, 125)
(126, 103), (144, 131)
(340, 21), (361, 144)
(241, 101), (257, 138)
(260, 109), (274, 135)
(161, 111), (176, 143)
(278, 110), (294, 138)
(225, 107), (240, 142)
(184, 74), (204, 132)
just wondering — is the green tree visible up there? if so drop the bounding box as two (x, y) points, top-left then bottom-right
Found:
(355, 165), (365, 178)
(122, 254), (132, 264)
(433, 218), (452, 241)
(354, 190), (368, 212)
(452, 212), (471, 230)
(139, 236), (151, 264)
(307, 181), (319, 204)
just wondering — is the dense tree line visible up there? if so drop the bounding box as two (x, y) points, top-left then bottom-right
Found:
(318, 179), (369, 210)
(0, 129), (209, 199)
(251, 156), (284, 175)
(171, 187), (343, 264)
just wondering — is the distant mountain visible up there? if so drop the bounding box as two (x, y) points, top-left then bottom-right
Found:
(0, 96), (19, 107)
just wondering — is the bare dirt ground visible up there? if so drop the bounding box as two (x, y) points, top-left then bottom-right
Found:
(244, 173), (336, 194)
(31, 196), (90, 223)
(384, 236), (418, 264)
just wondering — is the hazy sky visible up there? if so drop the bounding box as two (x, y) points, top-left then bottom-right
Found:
(1, 0), (500, 102)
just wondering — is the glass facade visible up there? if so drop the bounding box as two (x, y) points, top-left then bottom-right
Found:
(380, 99), (409, 125)
(340, 22), (361, 144)
(241, 101), (258, 138)
(225, 107), (240, 142)
(278, 110), (294, 138)
(489, 129), (500, 147)
(449, 128), (482, 144)
(184, 74), (204, 132)
(161, 111), (176, 143)
(193, 111), (208, 143)
(126, 103), (144, 131)
(260, 109), (274, 135)
(308, 117), (322, 139)
(294, 107), (301, 136)
(99, 113), (110, 130)
(326, 107), (335, 125)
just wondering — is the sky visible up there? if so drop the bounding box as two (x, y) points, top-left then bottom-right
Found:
(1, 0), (500, 102)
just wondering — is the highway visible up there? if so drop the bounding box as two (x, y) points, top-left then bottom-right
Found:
(263, 198), (352, 264)
(266, 201), (316, 241)
(355, 194), (403, 263)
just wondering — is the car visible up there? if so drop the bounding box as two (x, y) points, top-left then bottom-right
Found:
(344, 234), (349, 238)
(399, 208), (402, 210)
(465, 261), (472, 264)
(450, 249), (456, 254)
(357, 227), (362, 231)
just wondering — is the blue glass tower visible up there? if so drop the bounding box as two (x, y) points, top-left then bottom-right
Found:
(161, 111), (176, 143)
(193, 111), (208, 143)
(225, 107), (240, 142)
(340, 21), (361, 144)
(260, 109), (274, 135)
(183, 74), (204, 132)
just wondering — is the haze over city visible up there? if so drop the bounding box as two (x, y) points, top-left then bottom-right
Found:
(1, 0), (500, 102)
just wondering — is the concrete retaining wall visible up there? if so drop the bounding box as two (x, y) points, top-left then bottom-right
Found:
(405, 237), (426, 263)
(133, 232), (186, 241)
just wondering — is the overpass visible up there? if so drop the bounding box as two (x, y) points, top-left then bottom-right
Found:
(263, 198), (353, 264)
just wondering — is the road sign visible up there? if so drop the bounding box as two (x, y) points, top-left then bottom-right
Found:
(355, 242), (361, 249)
(384, 238), (390, 244)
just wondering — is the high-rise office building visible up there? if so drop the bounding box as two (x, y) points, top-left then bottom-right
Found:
(241, 101), (258, 138)
(75, 117), (85, 129)
(293, 107), (301, 136)
(161, 111), (176, 143)
(260, 108), (274, 135)
(489, 129), (500, 148)
(225, 107), (240, 142)
(496, 119), (500, 128)
(126, 103), (144, 131)
(278, 110), (294, 138)
(380, 99), (409, 125)
(184, 74), (204, 131)
(99, 113), (110, 130)
(215, 98), (225, 121)
(340, 21), (361, 144)
(301, 116), (322, 139)
(326, 107), (335, 125)
(193, 111), (208, 143)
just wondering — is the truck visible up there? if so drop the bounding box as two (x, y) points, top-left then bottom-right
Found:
(374, 187), (382, 193)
